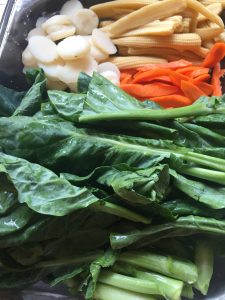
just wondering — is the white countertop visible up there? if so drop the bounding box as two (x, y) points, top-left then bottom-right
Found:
(0, 0), (7, 22)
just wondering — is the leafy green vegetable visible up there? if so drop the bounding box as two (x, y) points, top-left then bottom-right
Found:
(77, 72), (92, 93)
(13, 69), (47, 116)
(0, 85), (25, 117)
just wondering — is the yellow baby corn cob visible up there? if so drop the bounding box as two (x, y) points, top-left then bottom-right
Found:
(113, 34), (202, 50)
(199, 0), (225, 8)
(106, 0), (187, 37)
(90, 1), (146, 18)
(196, 24), (223, 40)
(120, 21), (176, 37)
(164, 15), (184, 32)
(128, 46), (181, 56)
(187, 0), (224, 28)
(197, 3), (223, 22)
(108, 56), (168, 69)
(182, 18), (191, 32)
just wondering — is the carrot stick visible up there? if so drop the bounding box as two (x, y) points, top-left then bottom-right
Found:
(136, 59), (193, 71)
(121, 83), (180, 98)
(192, 68), (209, 78)
(180, 80), (206, 101)
(150, 94), (192, 108)
(196, 81), (214, 96)
(120, 73), (133, 84)
(132, 68), (170, 83)
(168, 71), (189, 86)
(211, 63), (223, 96)
(193, 74), (211, 85)
(176, 66), (203, 75)
(202, 42), (225, 68)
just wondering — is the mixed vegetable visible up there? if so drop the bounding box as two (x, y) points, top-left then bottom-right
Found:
(2, 0), (225, 299)
(0, 68), (225, 299)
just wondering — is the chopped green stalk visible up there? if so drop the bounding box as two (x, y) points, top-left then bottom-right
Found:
(118, 251), (198, 284)
(194, 241), (214, 295)
(98, 271), (159, 295)
(182, 285), (194, 299)
(91, 202), (151, 224)
(181, 167), (225, 186)
(112, 262), (183, 300)
(94, 283), (156, 300)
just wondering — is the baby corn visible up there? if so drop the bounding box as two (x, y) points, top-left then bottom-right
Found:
(120, 21), (176, 37)
(187, 0), (224, 28)
(106, 0), (187, 37)
(196, 24), (224, 40)
(108, 56), (168, 69)
(182, 18), (191, 33)
(197, 3), (223, 22)
(113, 34), (202, 50)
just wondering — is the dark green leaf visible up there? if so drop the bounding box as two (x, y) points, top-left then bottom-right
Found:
(77, 72), (92, 93)
(0, 85), (25, 117)
(13, 69), (47, 116)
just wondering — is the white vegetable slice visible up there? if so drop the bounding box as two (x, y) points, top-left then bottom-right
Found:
(57, 36), (90, 60)
(28, 36), (58, 63)
(48, 25), (76, 41)
(67, 82), (78, 92)
(98, 62), (120, 78)
(42, 15), (73, 31)
(90, 44), (109, 62)
(100, 70), (120, 85)
(60, 0), (83, 17)
(27, 28), (46, 40)
(22, 47), (37, 67)
(71, 9), (99, 35)
(47, 79), (67, 90)
(36, 16), (48, 28)
(38, 58), (64, 81)
(58, 56), (97, 84)
(92, 29), (117, 55)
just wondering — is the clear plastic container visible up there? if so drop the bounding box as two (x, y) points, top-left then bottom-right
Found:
(1, 1), (225, 299)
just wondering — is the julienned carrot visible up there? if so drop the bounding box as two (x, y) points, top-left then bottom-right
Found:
(202, 43), (225, 68)
(150, 95), (192, 108)
(176, 66), (204, 75)
(193, 74), (211, 85)
(120, 83), (180, 98)
(168, 71), (189, 87)
(196, 82), (214, 96)
(191, 68), (210, 78)
(136, 59), (193, 72)
(211, 63), (223, 96)
(180, 80), (207, 101)
(120, 73), (133, 84)
(133, 68), (170, 83)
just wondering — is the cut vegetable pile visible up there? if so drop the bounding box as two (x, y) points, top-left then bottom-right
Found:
(2, 0), (225, 299)
(1, 66), (225, 299)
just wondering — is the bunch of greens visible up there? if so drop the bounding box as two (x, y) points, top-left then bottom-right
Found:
(1, 69), (225, 299)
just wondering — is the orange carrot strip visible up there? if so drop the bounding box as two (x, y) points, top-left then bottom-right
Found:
(211, 63), (223, 96)
(150, 95), (192, 108)
(192, 68), (209, 78)
(168, 71), (189, 87)
(132, 68), (171, 83)
(120, 73), (133, 84)
(177, 66), (203, 75)
(202, 43), (225, 68)
(196, 82), (214, 96)
(180, 80), (206, 101)
(137, 59), (193, 72)
(121, 83), (180, 98)
(193, 74), (211, 85)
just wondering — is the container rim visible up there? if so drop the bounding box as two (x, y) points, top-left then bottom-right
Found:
(0, 0), (15, 46)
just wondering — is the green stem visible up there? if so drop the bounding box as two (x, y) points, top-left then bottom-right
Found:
(95, 283), (156, 300)
(194, 241), (214, 295)
(181, 167), (225, 185)
(182, 285), (194, 299)
(118, 251), (198, 284)
(79, 103), (212, 123)
(112, 262), (183, 300)
(98, 270), (159, 295)
(91, 202), (151, 224)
